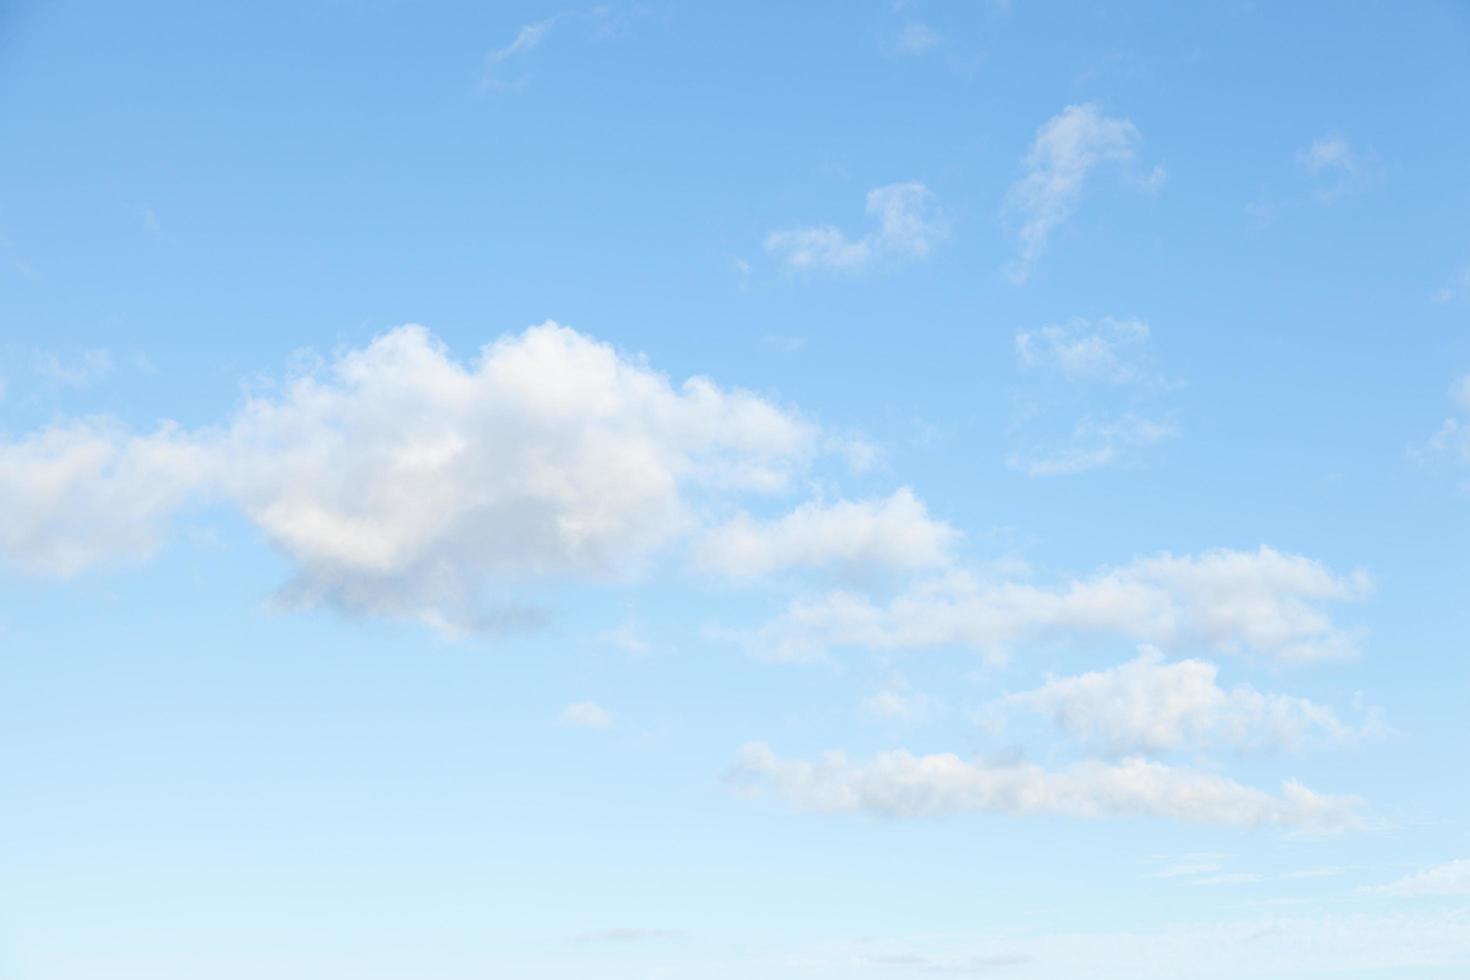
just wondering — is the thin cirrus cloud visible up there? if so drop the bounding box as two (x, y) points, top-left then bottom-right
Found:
(1297, 134), (1370, 203)
(1004, 103), (1162, 283)
(0, 323), (838, 632)
(765, 182), (946, 273)
(727, 741), (1364, 831)
(740, 546), (1369, 664)
(480, 8), (646, 92)
(1367, 859), (1470, 897)
(990, 647), (1373, 755)
(1009, 316), (1177, 476)
(555, 701), (615, 730)
(1006, 413), (1177, 477)
(1016, 316), (1153, 384)
(1421, 372), (1470, 466)
(693, 488), (960, 579)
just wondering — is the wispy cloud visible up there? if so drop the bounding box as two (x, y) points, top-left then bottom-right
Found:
(1004, 104), (1160, 282)
(1297, 134), (1372, 202)
(480, 8), (649, 93)
(555, 701), (615, 730)
(766, 182), (946, 274)
(31, 347), (114, 388)
(1366, 859), (1470, 897)
(1008, 316), (1178, 475)
(1008, 412), (1176, 477)
(728, 741), (1364, 830)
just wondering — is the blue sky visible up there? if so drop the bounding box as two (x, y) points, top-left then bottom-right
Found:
(2, 1), (1470, 977)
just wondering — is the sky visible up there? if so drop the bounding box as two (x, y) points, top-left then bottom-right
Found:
(1, 1), (1469, 977)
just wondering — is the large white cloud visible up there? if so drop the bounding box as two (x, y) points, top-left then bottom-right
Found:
(0, 323), (821, 630)
(993, 648), (1366, 754)
(743, 547), (1369, 663)
(729, 741), (1363, 830)
(1005, 104), (1158, 282)
(694, 488), (959, 579)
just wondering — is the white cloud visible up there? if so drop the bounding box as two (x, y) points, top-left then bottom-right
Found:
(1298, 135), (1357, 176)
(1422, 373), (1470, 466)
(1150, 857), (1225, 878)
(994, 648), (1363, 754)
(0, 419), (211, 577)
(766, 182), (945, 273)
(1431, 267), (1470, 304)
(556, 701), (615, 730)
(31, 348), (114, 388)
(742, 547), (1369, 664)
(795, 910), (1470, 979)
(1016, 317), (1151, 384)
(728, 741), (1363, 830)
(1369, 859), (1470, 897)
(0, 323), (823, 632)
(490, 19), (557, 63)
(1297, 134), (1370, 202)
(862, 675), (936, 724)
(480, 9), (646, 92)
(1005, 104), (1151, 282)
(894, 21), (942, 55)
(694, 488), (959, 579)
(1007, 413), (1176, 477)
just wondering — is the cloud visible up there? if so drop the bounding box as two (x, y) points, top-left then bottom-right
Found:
(1368, 859), (1470, 897)
(1297, 134), (1370, 202)
(1431, 267), (1470, 304)
(766, 182), (946, 273)
(728, 742), (1363, 830)
(31, 348), (114, 388)
(0, 323), (823, 631)
(1150, 857), (1226, 878)
(556, 701), (615, 730)
(1007, 413), (1176, 477)
(1016, 317), (1151, 384)
(795, 910), (1470, 979)
(993, 648), (1366, 754)
(1009, 316), (1176, 475)
(740, 547), (1368, 664)
(480, 9), (647, 92)
(1005, 104), (1153, 282)
(862, 676), (936, 724)
(572, 927), (678, 943)
(1421, 373), (1470, 466)
(0, 418), (211, 577)
(893, 21), (942, 55)
(1298, 135), (1356, 175)
(694, 488), (959, 579)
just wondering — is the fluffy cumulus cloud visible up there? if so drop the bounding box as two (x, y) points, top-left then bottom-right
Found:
(728, 742), (1363, 831)
(1369, 859), (1470, 897)
(0, 323), (821, 631)
(694, 488), (959, 579)
(1016, 316), (1152, 384)
(745, 546), (1368, 664)
(0, 419), (211, 576)
(766, 182), (945, 273)
(993, 648), (1364, 754)
(1005, 103), (1158, 282)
